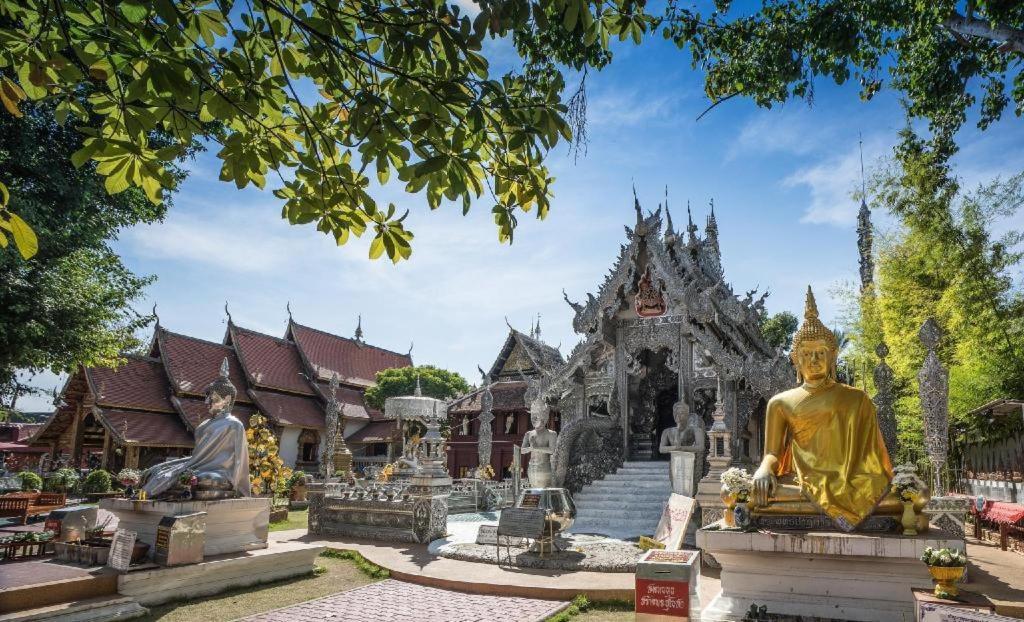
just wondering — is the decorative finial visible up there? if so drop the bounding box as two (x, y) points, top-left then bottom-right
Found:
(804, 285), (818, 319)
(875, 341), (889, 359)
(151, 303), (160, 326)
(505, 316), (514, 331)
(406, 341), (414, 358)
(477, 365), (490, 385)
(354, 314), (363, 342)
(329, 372), (339, 391)
(919, 317), (942, 351)
(859, 131), (866, 197)
(224, 301), (232, 324)
(535, 313), (542, 340)
(414, 374), (422, 397)
(633, 184), (643, 225)
(664, 187), (675, 236)
(219, 356), (230, 379)
(286, 301), (292, 321)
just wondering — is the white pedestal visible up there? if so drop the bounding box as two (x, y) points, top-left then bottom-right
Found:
(100, 497), (270, 557)
(697, 527), (965, 622)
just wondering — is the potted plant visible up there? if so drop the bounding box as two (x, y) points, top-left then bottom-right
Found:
(46, 468), (80, 495)
(117, 468), (141, 498)
(720, 467), (753, 528)
(920, 547), (967, 598)
(893, 464), (926, 536)
(16, 470), (42, 492)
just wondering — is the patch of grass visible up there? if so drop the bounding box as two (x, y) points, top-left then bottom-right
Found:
(545, 596), (635, 622)
(268, 508), (308, 532)
(322, 548), (390, 579)
(137, 552), (380, 622)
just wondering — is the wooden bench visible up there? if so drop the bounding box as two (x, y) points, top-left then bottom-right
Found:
(0, 493), (66, 524)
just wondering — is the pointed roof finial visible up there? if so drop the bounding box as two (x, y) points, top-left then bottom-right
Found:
(633, 184), (643, 226)
(535, 313), (542, 340)
(859, 131), (866, 198)
(664, 186), (675, 236)
(219, 356), (230, 379)
(224, 301), (232, 324)
(152, 303), (160, 327)
(286, 301), (293, 321)
(407, 341), (414, 358)
(354, 314), (363, 342)
(414, 373), (422, 397)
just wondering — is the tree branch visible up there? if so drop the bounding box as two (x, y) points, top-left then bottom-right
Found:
(943, 12), (1024, 54)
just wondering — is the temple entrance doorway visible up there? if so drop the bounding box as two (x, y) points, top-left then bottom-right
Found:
(626, 348), (678, 461)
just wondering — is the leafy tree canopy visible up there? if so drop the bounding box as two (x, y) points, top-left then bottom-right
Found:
(0, 0), (649, 262)
(0, 100), (181, 408)
(759, 310), (798, 351)
(364, 365), (470, 411)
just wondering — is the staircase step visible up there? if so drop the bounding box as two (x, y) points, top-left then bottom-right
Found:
(575, 508), (664, 520)
(571, 499), (665, 510)
(587, 481), (671, 490)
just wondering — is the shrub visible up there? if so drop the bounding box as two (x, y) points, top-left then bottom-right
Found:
(17, 471), (42, 491)
(82, 470), (112, 494)
(46, 468), (80, 494)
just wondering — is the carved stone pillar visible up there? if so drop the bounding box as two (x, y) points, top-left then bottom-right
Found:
(918, 318), (949, 495)
(615, 325), (629, 458)
(873, 342), (898, 460)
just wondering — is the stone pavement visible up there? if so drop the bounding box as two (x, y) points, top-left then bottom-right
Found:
(240, 579), (567, 622)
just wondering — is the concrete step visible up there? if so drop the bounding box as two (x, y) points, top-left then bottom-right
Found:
(570, 499), (665, 510)
(575, 508), (665, 520)
(0, 596), (147, 622)
(602, 472), (670, 482)
(587, 480), (672, 490)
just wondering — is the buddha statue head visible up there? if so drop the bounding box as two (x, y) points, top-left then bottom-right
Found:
(672, 400), (691, 427)
(205, 357), (237, 415)
(790, 286), (839, 386)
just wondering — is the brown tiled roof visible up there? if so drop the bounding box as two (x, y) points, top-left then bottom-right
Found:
(311, 382), (372, 420)
(157, 328), (252, 403)
(290, 321), (411, 386)
(448, 381), (528, 414)
(85, 355), (175, 413)
(171, 396), (256, 431)
(488, 329), (564, 379)
(96, 407), (194, 447)
(249, 389), (324, 429)
(230, 324), (315, 395)
(12, 424), (43, 441)
(345, 421), (398, 443)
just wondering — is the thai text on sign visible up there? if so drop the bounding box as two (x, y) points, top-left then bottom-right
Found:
(636, 578), (689, 617)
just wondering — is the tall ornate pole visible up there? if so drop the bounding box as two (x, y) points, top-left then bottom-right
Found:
(918, 318), (949, 496)
(873, 342), (898, 460)
(476, 372), (494, 478)
(322, 374), (351, 480)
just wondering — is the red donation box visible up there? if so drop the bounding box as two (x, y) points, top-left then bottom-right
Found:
(635, 549), (699, 621)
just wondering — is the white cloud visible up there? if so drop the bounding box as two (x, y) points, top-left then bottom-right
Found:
(587, 89), (684, 128)
(784, 136), (890, 227)
(728, 108), (830, 160)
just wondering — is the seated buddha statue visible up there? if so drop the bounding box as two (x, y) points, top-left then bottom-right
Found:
(140, 358), (251, 500)
(751, 287), (925, 532)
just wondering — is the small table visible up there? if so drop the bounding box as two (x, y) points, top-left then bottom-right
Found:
(912, 588), (994, 621)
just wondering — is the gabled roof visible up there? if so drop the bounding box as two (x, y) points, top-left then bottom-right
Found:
(155, 327), (253, 403)
(228, 324), (315, 395)
(85, 355), (175, 413)
(249, 389), (324, 429)
(95, 407), (193, 447)
(346, 420), (399, 443)
(448, 380), (528, 414)
(312, 382), (372, 420)
(289, 321), (411, 387)
(171, 396), (256, 431)
(488, 329), (564, 379)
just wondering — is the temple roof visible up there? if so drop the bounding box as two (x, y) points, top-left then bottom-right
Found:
(155, 328), (252, 403)
(488, 328), (563, 379)
(228, 324), (316, 396)
(289, 321), (412, 387)
(85, 355), (176, 413)
(95, 407), (193, 447)
(171, 396), (256, 431)
(249, 389), (325, 430)
(346, 420), (399, 443)
(312, 382), (373, 420)
(448, 380), (528, 414)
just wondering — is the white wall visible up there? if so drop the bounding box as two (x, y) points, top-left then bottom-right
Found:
(277, 427), (300, 468)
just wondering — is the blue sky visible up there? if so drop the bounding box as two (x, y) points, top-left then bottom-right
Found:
(18, 26), (1024, 410)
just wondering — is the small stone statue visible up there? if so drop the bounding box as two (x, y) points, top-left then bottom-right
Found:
(659, 401), (705, 496)
(141, 358), (251, 500)
(521, 399), (558, 489)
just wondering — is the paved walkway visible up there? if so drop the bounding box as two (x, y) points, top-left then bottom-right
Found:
(964, 536), (1024, 617)
(240, 579), (567, 622)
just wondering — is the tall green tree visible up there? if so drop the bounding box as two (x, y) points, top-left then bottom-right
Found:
(759, 310), (798, 351)
(842, 133), (1024, 461)
(0, 100), (180, 411)
(364, 365), (470, 411)
(0, 0), (650, 262)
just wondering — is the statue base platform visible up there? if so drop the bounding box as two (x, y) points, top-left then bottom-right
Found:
(697, 525), (964, 622)
(100, 497), (270, 557)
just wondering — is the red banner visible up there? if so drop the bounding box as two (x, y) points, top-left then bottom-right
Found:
(635, 578), (689, 618)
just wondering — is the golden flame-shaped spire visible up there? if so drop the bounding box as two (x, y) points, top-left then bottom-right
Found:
(804, 285), (819, 320)
(792, 285), (837, 352)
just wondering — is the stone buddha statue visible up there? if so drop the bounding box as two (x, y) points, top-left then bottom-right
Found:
(141, 358), (251, 500)
(751, 287), (916, 532)
(521, 399), (558, 489)
(659, 401), (705, 496)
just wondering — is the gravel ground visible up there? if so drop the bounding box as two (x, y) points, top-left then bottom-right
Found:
(436, 533), (645, 572)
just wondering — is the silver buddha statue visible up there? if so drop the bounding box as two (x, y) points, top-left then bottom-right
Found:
(658, 400), (705, 497)
(140, 358), (251, 500)
(521, 399), (557, 489)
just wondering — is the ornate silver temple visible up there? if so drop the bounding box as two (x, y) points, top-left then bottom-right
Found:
(540, 197), (792, 504)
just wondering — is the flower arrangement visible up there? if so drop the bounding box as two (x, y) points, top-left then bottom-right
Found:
(475, 464), (495, 480)
(117, 468), (141, 487)
(247, 413), (291, 497)
(179, 469), (198, 488)
(378, 463), (396, 482)
(921, 547), (967, 567)
(721, 467), (753, 500)
(892, 463), (926, 501)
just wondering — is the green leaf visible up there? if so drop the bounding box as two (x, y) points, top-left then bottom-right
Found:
(8, 213), (38, 259)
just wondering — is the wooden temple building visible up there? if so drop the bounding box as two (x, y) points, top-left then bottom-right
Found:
(27, 315), (411, 474)
(446, 322), (563, 478)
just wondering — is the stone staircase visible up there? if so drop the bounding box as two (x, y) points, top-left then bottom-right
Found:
(567, 461), (671, 540)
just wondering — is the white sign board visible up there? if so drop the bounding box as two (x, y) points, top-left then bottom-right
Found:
(107, 528), (137, 571)
(652, 494), (696, 550)
(921, 604), (1017, 622)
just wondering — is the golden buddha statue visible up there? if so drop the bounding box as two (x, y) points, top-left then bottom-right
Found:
(751, 287), (922, 532)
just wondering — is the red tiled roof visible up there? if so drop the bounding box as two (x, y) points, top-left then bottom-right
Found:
(311, 382), (371, 420)
(86, 356), (175, 413)
(448, 381), (528, 414)
(157, 328), (252, 403)
(96, 407), (193, 447)
(290, 322), (411, 385)
(249, 390), (324, 429)
(345, 421), (398, 443)
(230, 325), (314, 395)
(171, 396), (256, 430)
(10, 424), (43, 441)
(0, 442), (48, 453)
